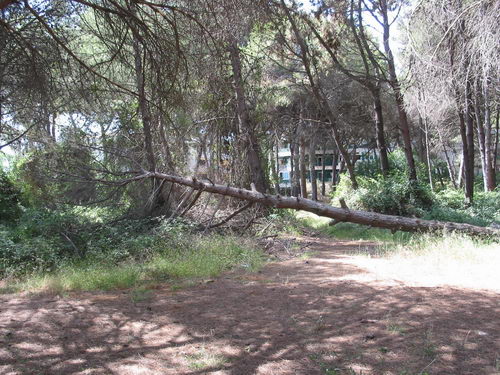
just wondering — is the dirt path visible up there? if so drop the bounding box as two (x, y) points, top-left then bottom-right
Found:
(1, 236), (499, 375)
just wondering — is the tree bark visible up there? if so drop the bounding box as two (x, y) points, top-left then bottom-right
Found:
(332, 151), (339, 187)
(299, 137), (308, 198)
(309, 136), (318, 201)
(464, 78), (475, 204)
(423, 117), (433, 191)
(133, 33), (156, 175)
(291, 141), (300, 197)
(438, 131), (458, 189)
(494, 107), (499, 185)
(274, 140), (281, 194)
(482, 78), (495, 191)
(321, 143), (326, 197)
(228, 39), (268, 193)
(143, 172), (500, 237)
(372, 87), (390, 176)
(379, 0), (418, 183)
(132, 25), (165, 214)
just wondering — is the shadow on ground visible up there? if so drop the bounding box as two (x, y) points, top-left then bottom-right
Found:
(1, 237), (499, 374)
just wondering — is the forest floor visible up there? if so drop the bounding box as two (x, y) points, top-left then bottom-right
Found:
(1, 235), (499, 375)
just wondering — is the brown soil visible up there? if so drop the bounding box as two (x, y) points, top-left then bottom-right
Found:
(1, 236), (499, 375)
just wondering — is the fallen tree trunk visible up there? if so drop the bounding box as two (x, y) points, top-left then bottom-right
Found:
(137, 172), (499, 237)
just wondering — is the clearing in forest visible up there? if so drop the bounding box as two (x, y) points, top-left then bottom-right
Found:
(0, 235), (499, 375)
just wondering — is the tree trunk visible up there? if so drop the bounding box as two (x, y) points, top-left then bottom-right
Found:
(132, 26), (165, 214)
(321, 143), (326, 197)
(309, 136), (318, 201)
(464, 78), (475, 204)
(372, 87), (390, 176)
(291, 141), (301, 197)
(270, 138), (280, 194)
(228, 39), (268, 193)
(494, 107), (499, 185)
(145, 171), (500, 237)
(475, 99), (488, 192)
(332, 151), (340, 187)
(423, 118), (433, 191)
(482, 78), (495, 191)
(380, 0), (418, 183)
(283, 3), (358, 189)
(133, 34), (155, 174)
(274, 141), (281, 194)
(457, 152), (464, 188)
(436, 127), (457, 188)
(299, 137), (307, 198)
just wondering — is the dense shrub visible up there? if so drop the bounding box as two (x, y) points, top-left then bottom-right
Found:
(0, 205), (245, 278)
(424, 190), (500, 226)
(0, 171), (23, 224)
(333, 170), (499, 227)
(0, 227), (65, 275)
(333, 173), (434, 217)
(354, 150), (449, 188)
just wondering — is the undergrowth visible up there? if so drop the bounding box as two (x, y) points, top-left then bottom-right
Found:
(0, 207), (264, 294)
(1, 234), (263, 294)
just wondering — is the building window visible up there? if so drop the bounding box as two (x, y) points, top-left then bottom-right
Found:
(280, 172), (290, 181)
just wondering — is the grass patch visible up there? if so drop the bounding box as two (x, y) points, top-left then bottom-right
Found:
(148, 235), (263, 280)
(295, 211), (410, 242)
(295, 211), (500, 290)
(185, 349), (229, 370)
(1, 234), (264, 294)
(359, 234), (499, 290)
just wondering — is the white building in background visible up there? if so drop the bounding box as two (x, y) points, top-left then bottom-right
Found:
(276, 142), (377, 190)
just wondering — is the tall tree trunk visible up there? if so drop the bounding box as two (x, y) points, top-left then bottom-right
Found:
(291, 141), (301, 197)
(132, 26), (164, 214)
(438, 130), (458, 189)
(379, 0), (418, 182)
(283, 2), (358, 189)
(423, 117), (433, 191)
(464, 78), (475, 204)
(457, 152), (464, 188)
(309, 136), (318, 201)
(321, 143), (326, 196)
(482, 78), (495, 191)
(228, 39), (268, 193)
(493, 107), (499, 185)
(372, 87), (390, 176)
(458, 109), (473, 202)
(133, 34), (155, 174)
(299, 137), (308, 198)
(270, 138), (280, 194)
(475, 96), (488, 192)
(274, 141), (281, 194)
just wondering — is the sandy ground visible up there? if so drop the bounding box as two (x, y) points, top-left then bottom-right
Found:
(1, 236), (499, 375)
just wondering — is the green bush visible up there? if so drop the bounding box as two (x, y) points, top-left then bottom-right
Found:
(425, 190), (500, 226)
(0, 226), (67, 276)
(0, 204), (265, 284)
(0, 171), (23, 224)
(333, 173), (434, 217)
(333, 169), (498, 226)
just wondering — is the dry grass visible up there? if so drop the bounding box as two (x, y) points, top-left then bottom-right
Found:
(357, 234), (500, 291)
(295, 211), (500, 292)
